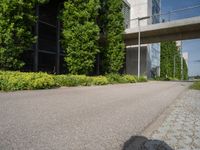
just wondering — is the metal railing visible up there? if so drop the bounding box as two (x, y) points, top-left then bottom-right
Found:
(128, 4), (200, 28)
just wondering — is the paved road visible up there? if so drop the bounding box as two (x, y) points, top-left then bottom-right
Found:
(0, 82), (190, 150)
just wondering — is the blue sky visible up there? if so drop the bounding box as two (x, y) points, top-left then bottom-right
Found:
(161, 0), (200, 76)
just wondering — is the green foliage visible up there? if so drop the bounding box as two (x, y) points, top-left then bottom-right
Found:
(91, 76), (109, 85)
(160, 41), (177, 78)
(106, 74), (125, 83)
(0, 71), (147, 91)
(137, 76), (148, 82)
(106, 74), (139, 84)
(0, 0), (46, 70)
(0, 71), (56, 91)
(61, 0), (100, 75)
(53, 75), (92, 86)
(100, 0), (125, 73)
(190, 81), (200, 90)
(160, 41), (188, 80)
(55, 74), (138, 86)
(122, 75), (137, 83)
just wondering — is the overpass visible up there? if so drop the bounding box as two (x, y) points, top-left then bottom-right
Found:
(125, 16), (200, 46)
(124, 3), (200, 46)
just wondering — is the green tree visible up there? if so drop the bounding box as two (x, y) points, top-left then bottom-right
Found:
(0, 0), (46, 70)
(160, 41), (188, 80)
(160, 41), (176, 78)
(101, 0), (125, 73)
(62, 0), (100, 75)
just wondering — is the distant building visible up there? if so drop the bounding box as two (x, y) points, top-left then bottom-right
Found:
(176, 41), (182, 50)
(183, 52), (189, 66)
(125, 0), (161, 78)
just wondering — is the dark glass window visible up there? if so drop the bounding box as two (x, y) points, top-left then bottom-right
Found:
(38, 22), (57, 52)
(22, 50), (35, 71)
(38, 52), (56, 73)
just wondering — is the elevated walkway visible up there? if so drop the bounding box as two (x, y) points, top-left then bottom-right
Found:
(125, 16), (200, 46)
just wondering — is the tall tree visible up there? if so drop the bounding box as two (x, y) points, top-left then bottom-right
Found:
(62, 0), (100, 75)
(102, 0), (125, 73)
(160, 41), (188, 80)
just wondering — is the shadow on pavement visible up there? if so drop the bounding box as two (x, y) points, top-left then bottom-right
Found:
(122, 136), (174, 150)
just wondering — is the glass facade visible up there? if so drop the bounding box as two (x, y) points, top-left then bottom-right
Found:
(148, 0), (161, 77)
(152, 0), (160, 24)
(122, 1), (131, 29)
(22, 0), (66, 74)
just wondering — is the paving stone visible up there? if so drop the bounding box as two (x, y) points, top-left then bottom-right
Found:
(150, 90), (200, 150)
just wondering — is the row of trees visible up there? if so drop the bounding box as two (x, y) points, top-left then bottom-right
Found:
(62, 0), (125, 75)
(0, 0), (125, 75)
(160, 41), (188, 80)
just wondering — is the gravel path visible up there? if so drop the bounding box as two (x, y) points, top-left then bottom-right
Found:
(0, 82), (190, 150)
(150, 89), (200, 150)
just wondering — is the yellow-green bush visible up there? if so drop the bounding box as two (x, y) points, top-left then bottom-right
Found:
(0, 71), (148, 91)
(0, 71), (56, 91)
(91, 76), (109, 85)
(105, 74), (126, 84)
(54, 75), (109, 86)
(122, 75), (137, 83)
(137, 76), (148, 82)
(54, 75), (92, 87)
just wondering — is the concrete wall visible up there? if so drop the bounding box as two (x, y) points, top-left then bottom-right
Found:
(126, 46), (147, 75)
(127, 0), (154, 27)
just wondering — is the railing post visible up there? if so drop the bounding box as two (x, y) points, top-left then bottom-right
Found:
(138, 18), (141, 78)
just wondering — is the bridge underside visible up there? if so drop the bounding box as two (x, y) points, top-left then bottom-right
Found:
(125, 16), (200, 46)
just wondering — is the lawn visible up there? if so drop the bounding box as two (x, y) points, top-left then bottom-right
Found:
(190, 81), (200, 90)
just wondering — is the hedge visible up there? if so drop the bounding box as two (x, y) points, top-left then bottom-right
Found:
(0, 71), (56, 91)
(0, 71), (148, 91)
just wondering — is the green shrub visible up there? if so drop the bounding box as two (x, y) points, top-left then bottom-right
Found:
(122, 75), (137, 83)
(137, 76), (148, 82)
(190, 81), (200, 90)
(0, 71), (147, 91)
(0, 71), (56, 91)
(54, 75), (92, 87)
(106, 74), (126, 84)
(91, 76), (109, 85)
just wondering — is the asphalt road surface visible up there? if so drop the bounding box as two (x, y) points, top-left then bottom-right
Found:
(0, 81), (190, 150)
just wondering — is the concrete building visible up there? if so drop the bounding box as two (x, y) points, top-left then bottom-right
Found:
(125, 0), (161, 78)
